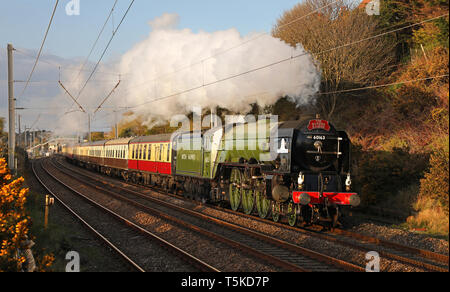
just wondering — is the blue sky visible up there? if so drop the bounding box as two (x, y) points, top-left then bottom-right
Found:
(0, 0), (301, 60)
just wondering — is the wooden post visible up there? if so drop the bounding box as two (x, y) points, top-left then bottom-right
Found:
(44, 195), (54, 229)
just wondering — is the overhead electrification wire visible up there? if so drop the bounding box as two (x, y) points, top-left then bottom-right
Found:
(13, 79), (122, 84)
(73, 0), (119, 83)
(15, 48), (125, 77)
(35, 0), (339, 132)
(317, 74), (449, 95)
(94, 80), (121, 114)
(126, 13), (449, 109)
(51, 0), (135, 133)
(18, 0), (59, 99)
(71, 0), (135, 107)
(29, 114), (42, 131)
(117, 0), (343, 96)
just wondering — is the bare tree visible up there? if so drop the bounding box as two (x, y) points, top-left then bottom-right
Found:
(273, 0), (395, 118)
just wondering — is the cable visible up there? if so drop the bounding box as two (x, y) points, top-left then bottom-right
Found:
(126, 13), (449, 109)
(29, 114), (42, 131)
(117, 0), (343, 97)
(13, 79), (123, 84)
(49, 1), (340, 132)
(15, 48), (125, 76)
(73, 0), (119, 83)
(48, 11), (450, 134)
(317, 74), (449, 95)
(94, 80), (121, 114)
(64, 74), (450, 136)
(18, 0), (59, 99)
(71, 0), (135, 107)
(49, 0), (135, 133)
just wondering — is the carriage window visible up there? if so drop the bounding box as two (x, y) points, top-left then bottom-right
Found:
(143, 145), (147, 160)
(154, 145), (159, 161)
(148, 146), (152, 161)
(159, 144), (163, 161)
(162, 144), (167, 162)
(167, 144), (170, 162)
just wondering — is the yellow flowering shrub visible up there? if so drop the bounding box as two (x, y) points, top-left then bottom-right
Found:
(0, 158), (31, 271)
(0, 157), (56, 272)
(35, 254), (55, 272)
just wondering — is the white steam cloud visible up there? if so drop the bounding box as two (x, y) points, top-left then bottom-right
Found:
(115, 13), (321, 125)
(22, 13), (321, 136)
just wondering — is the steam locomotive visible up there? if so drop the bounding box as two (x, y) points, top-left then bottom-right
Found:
(62, 116), (360, 228)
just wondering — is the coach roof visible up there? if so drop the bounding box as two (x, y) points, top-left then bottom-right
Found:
(105, 137), (133, 146)
(80, 140), (107, 147)
(130, 133), (173, 144)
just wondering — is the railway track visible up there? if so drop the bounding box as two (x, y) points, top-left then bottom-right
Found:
(32, 158), (219, 272)
(54, 156), (449, 272)
(47, 157), (364, 272)
(204, 196), (449, 272)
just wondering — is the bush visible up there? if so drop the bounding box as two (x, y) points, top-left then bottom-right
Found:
(0, 158), (31, 271)
(0, 158), (54, 272)
(352, 146), (429, 206)
(418, 136), (449, 215)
